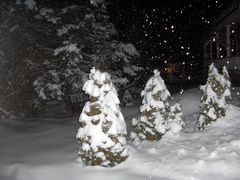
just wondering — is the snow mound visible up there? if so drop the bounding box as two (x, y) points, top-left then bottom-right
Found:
(173, 88), (202, 115)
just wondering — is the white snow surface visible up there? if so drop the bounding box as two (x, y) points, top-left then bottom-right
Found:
(173, 88), (202, 115)
(1, 88), (240, 180)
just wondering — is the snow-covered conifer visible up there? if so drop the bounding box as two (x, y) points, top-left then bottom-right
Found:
(0, 0), (142, 117)
(222, 66), (231, 104)
(197, 63), (227, 130)
(31, 0), (142, 114)
(76, 67), (128, 167)
(167, 103), (184, 134)
(131, 69), (184, 141)
(207, 64), (227, 117)
(198, 84), (220, 130)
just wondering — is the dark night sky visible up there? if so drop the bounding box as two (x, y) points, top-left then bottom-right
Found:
(108, 0), (235, 78)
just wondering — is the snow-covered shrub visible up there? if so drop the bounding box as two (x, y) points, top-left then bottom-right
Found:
(131, 69), (184, 141)
(76, 67), (128, 167)
(197, 63), (229, 130)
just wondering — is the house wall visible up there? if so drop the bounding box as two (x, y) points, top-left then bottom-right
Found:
(203, 17), (240, 71)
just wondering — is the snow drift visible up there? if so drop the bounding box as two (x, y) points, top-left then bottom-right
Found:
(1, 88), (240, 180)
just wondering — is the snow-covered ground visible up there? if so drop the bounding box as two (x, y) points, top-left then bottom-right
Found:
(0, 88), (240, 180)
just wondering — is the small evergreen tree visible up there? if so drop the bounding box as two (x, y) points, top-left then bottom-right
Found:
(167, 103), (184, 134)
(197, 63), (227, 130)
(76, 67), (128, 167)
(131, 69), (184, 141)
(198, 84), (221, 130)
(222, 66), (231, 104)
